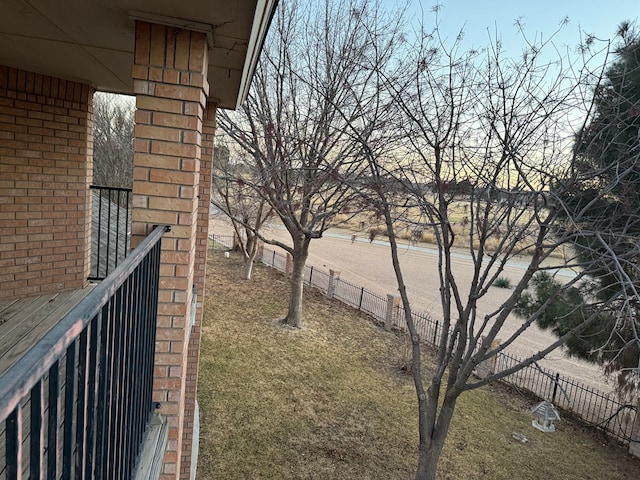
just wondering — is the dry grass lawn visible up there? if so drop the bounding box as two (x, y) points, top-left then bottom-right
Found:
(196, 253), (640, 480)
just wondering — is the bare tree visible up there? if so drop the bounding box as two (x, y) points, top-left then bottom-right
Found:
(211, 143), (274, 280)
(516, 24), (640, 399)
(93, 92), (134, 187)
(218, 0), (404, 327)
(341, 18), (632, 479)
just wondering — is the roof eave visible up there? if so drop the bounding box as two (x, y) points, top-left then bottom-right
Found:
(233, 0), (278, 110)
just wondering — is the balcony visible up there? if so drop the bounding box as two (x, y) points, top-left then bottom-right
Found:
(0, 224), (168, 479)
(1, 3), (276, 474)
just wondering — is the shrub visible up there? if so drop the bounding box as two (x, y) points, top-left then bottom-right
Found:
(493, 276), (512, 289)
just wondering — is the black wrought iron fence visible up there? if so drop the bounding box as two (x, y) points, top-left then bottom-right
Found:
(359, 289), (388, 320)
(495, 351), (636, 443)
(249, 242), (638, 446)
(90, 185), (132, 281)
(333, 278), (363, 308)
(0, 225), (168, 480)
(305, 265), (330, 292)
(208, 234), (234, 252)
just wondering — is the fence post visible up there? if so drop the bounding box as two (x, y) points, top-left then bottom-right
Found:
(474, 338), (502, 379)
(393, 296), (403, 330)
(433, 320), (439, 344)
(385, 294), (400, 331)
(629, 398), (640, 459)
(328, 269), (341, 299)
(271, 250), (276, 267)
(358, 287), (364, 311)
(309, 266), (314, 286)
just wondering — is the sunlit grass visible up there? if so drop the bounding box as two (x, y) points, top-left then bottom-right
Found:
(197, 253), (639, 479)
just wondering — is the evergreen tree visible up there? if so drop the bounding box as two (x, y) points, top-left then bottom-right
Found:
(517, 24), (640, 396)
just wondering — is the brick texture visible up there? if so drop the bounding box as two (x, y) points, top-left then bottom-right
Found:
(130, 21), (210, 480)
(179, 102), (216, 476)
(0, 66), (93, 300)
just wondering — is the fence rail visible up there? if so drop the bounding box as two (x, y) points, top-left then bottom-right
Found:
(0, 225), (168, 480)
(249, 242), (637, 446)
(208, 234), (234, 251)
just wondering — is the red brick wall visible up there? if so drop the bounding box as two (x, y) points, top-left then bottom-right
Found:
(130, 21), (209, 480)
(0, 66), (93, 300)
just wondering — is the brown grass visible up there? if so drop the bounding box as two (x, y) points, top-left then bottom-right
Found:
(197, 253), (640, 479)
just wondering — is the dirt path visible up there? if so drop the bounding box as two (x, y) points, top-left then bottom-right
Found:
(211, 218), (613, 394)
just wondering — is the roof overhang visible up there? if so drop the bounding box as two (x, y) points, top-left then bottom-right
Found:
(0, 0), (276, 109)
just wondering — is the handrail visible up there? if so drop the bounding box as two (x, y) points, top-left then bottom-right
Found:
(0, 225), (169, 418)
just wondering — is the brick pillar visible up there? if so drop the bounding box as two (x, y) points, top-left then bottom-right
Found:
(327, 269), (341, 299)
(130, 21), (209, 480)
(179, 102), (216, 478)
(475, 338), (502, 379)
(0, 66), (93, 300)
(385, 294), (401, 331)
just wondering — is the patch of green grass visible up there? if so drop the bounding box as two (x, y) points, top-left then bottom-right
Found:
(197, 253), (640, 480)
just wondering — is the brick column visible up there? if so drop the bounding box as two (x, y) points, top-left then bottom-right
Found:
(327, 269), (341, 299)
(385, 294), (401, 331)
(0, 66), (93, 300)
(179, 102), (216, 478)
(130, 21), (209, 480)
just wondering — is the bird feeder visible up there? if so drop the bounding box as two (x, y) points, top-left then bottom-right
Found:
(531, 400), (560, 432)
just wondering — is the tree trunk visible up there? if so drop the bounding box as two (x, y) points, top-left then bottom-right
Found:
(242, 236), (258, 280)
(283, 239), (309, 328)
(415, 444), (443, 480)
(414, 398), (457, 480)
(242, 253), (255, 280)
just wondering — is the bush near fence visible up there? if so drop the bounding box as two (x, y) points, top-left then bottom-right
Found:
(210, 235), (638, 448)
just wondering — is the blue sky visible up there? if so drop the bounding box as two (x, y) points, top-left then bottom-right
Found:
(390, 1), (638, 54)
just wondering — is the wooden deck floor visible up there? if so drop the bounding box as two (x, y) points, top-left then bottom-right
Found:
(0, 286), (96, 377)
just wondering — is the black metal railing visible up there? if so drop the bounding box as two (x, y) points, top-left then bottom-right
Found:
(0, 225), (168, 480)
(208, 234), (234, 252)
(90, 185), (132, 281)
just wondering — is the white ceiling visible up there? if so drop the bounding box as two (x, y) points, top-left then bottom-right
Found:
(0, 0), (275, 109)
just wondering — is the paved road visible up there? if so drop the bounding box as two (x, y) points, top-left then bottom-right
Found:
(212, 219), (612, 394)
